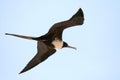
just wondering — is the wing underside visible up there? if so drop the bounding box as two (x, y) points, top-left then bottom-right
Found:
(19, 41), (56, 74)
(46, 8), (84, 39)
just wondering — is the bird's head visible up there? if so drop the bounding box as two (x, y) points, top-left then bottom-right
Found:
(63, 42), (76, 50)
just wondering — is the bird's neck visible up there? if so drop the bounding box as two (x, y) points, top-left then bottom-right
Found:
(52, 38), (63, 50)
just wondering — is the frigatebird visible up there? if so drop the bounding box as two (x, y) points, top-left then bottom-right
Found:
(5, 8), (84, 74)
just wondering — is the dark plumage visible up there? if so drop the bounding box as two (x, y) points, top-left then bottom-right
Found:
(5, 8), (84, 74)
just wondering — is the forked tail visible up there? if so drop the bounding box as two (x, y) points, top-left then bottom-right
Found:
(5, 33), (38, 40)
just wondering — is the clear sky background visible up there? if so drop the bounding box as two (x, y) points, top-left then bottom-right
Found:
(0, 0), (120, 80)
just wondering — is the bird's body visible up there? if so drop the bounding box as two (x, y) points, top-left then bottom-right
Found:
(5, 8), (84, 74)
(52, 38), (63, 50)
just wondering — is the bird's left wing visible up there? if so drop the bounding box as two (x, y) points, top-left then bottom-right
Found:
(19, 41), (56, 74)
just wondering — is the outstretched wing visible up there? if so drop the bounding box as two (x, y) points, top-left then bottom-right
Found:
(19, 41), (56, 74)
(46, 8), (84, 39)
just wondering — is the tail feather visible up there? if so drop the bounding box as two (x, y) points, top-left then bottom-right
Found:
(5, 33), (38, 40)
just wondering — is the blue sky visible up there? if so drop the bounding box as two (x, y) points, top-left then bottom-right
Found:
(0, 0), (120, 80)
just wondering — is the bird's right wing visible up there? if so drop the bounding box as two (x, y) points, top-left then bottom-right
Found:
(19, 41), (56, 74)
(46, 8), (84, 39)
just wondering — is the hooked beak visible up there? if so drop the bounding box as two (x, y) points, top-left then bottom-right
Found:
(68, 45), (77, 50)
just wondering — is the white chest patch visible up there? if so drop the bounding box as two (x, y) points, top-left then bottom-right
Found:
(52, 38), (63, 50)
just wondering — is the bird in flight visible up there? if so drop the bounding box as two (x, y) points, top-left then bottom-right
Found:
(5, 8), (84, 74)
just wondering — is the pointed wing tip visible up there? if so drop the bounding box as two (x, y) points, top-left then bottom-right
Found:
(19, 67), (29, 74)
(78, 8), (84, 17)
(19, 70), (25, 74)
(79, 8), (82, 11)
(78, 8), (83, 12)
(79, 8), (82, 10)
(19, 72), (23, 74)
